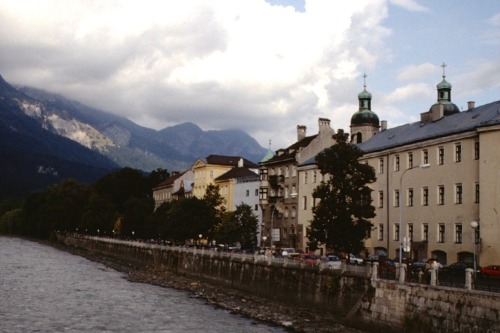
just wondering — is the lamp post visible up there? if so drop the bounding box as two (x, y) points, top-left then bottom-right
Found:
(471, 221), (478, 278)
(398, 164), (430, 266)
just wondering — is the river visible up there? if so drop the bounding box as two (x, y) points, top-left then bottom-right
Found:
(0, 236), (287, 333)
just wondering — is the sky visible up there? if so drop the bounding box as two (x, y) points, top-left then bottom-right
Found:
(0, 0), (499, 150)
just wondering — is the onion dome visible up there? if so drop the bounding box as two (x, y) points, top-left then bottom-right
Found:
(429, 63), (460, 116)
(351, 73), (380, 126)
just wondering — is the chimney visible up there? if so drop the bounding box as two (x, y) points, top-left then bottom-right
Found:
(381, 120), (388, 131)
(297, 125), (307, 141)
(238, 158), (244, 168)
(432, 104), (444, 121)
(468, 101), (475, 110)
(318, 118), (331, 133)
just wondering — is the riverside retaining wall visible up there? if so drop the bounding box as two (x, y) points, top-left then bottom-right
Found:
(58, 235), (500, 332)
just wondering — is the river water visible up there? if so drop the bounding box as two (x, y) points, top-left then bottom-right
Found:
(0, 236), (287, 333)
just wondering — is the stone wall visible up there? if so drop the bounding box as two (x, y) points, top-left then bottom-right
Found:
(59, 235), (500, 332)
(361, 278), (500, 332)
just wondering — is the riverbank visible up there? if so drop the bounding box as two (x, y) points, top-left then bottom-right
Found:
(52, 240), (369, 333)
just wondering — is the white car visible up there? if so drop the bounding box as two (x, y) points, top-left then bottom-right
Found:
(324, 255), (342, 269)
(349, 254), (364, 265)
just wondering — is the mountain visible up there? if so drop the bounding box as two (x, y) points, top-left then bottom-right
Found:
(0, 74), (267, 199)
(0, 76), (119, 200)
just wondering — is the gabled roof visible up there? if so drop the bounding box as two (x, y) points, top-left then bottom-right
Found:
(215, 167), (259, 182)
(152, 171), (186, 190)
(202, 154), (258, 168)
(358, 100), (500, 153)
(261, 135), (317, 164)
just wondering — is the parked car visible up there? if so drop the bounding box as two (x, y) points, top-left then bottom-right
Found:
(440, 262), (479, 276)
(321, 255), (342, 269)
(298, 253), (320, 265)
(480, 265), (500, 278)
(349, 254), (364, 265)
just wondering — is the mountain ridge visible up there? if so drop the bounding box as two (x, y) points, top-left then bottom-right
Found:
(0, 74), (268, 199)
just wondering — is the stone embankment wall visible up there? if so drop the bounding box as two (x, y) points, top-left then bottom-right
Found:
(365, 278), (500, 332)
(59, 235), (500, 332)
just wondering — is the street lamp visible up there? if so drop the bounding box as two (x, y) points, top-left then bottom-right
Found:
(270, 192), (297, 252)
(398, 164), (430, 266)
(471, 221), (479, 278)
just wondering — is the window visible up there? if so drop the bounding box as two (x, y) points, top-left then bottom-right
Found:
(423, 149), (429, 165)
(313, 171), (317, 183)
(394, 190), (400, 207)
(255, 189), (259, 196)
(284, 208), (289, 218)
(378, 191), (384, 208)
(395, 155), (400, 171)
(291, 207), (296, 217)
(246, 190), (250, 197)
(455, 183), (463, 204)
(254, 204), (258, 211)
(475, 183), (480, 203)
(408, 188), (414, 207)
(455, 224), (462, 244)
(259, 188), (268, 200)
(423, 223), (429, 242)
(394, 223), (400, 241)
(438, 186), (445, 205)
(378, 224), (384, 241)
(260, 168), (268, 181)
(455, 143), (462, 162)
(379, 158), (384, 174)
(438, 147), (444, 165)
(438, 224), (445, 243)
(302, 196), (307, 210)
(304, 172), (308, 184)
(408, 152), (413, 169)
(474, 142), (480, 160)
(422, 187), (429, 206)
(210, 169), (214, 179)
(408, 223), (414, 241)
(285, 166), (289, 178)
(292, 166), (297, 177)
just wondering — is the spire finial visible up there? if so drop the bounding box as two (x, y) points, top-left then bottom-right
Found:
(363, 73), (367, 89)
(441, 62), (447, 79)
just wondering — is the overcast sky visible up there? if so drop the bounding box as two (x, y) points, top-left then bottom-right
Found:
(1, 0), (499, 150)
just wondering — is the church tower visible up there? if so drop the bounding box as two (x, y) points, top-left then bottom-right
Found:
(350, 74), (380, 143)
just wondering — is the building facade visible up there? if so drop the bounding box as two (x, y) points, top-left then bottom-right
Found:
(355, 72), (500, 266)
(192, 155), (258, 199)
(152, 170), (194, 208)
(259, 118), (337, 252)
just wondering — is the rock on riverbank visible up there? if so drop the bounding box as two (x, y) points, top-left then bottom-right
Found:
(54, 242), (369, 333)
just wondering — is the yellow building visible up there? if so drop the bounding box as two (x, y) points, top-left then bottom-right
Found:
(192, 155), (258, 200)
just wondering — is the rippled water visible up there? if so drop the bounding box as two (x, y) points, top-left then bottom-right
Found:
(0, 236), (287, 333)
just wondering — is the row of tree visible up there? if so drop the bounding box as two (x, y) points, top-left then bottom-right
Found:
(0, 167), (259, 249)
(1, 131), (376, 256)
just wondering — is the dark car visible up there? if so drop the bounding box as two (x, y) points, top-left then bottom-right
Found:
(440, 262), (480, 276)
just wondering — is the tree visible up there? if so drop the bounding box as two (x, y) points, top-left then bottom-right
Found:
(148, 168), (170, 189)
(233, 203), (259, 249)
(308, 130), (376, 255)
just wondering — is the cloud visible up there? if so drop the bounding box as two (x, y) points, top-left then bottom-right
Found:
(397, 63), (438, 81)
(0, 0), (394, 149)
(389, 0), (428, 12)
(489, 12), (500, 26)
(380, 83), (433, 105)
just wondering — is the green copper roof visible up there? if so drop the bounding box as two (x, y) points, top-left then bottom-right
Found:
(437, 79), (452, 89)
(351, 110), (380, 126)
(358, 88), (372, 99)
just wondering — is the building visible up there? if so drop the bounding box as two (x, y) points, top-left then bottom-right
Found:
(214, 166), (262, 244)
(355, 69), (500, 266)
(192, 155), (258, 199)
(152, 170), (194, 208)
(259, 118), (338, 251)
